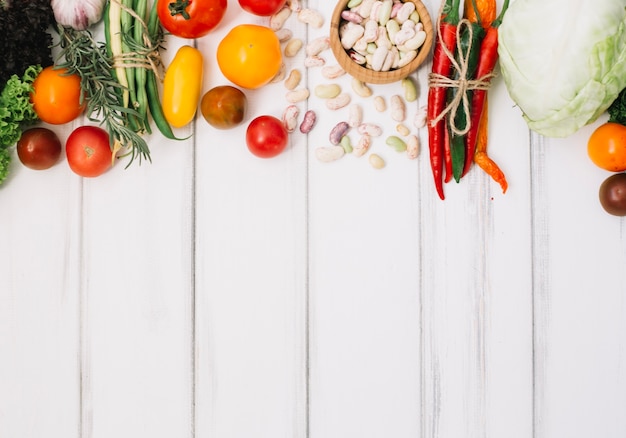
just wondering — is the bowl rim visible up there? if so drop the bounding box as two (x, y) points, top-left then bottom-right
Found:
(329, 0), (434, 84)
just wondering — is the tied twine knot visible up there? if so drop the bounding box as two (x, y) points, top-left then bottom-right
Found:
(109, 0), (163, 80)
(428, 16), (496, 136)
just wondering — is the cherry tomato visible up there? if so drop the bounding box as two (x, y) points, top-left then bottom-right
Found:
(246, 115), (289, 158)
(16, 127), (62, 170)
(238, 0), (287, 16)
(31, 66), (84, 125)
(157, 0), (227, 39)
(217, 24), (282, 89)
(65, 126), (113, 177)
(200, 85), (247, 129)
(587, 122), (626, 172)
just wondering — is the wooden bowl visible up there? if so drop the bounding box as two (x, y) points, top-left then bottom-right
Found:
(329, 0), (434, 84)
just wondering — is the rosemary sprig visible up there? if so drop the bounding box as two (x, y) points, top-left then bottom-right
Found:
(53, 25), (151, 166)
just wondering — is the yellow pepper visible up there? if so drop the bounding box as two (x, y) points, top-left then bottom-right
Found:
(162, 45), (204, 128)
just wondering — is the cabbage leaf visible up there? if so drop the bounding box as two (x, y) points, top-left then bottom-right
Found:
(497, 0), (626, 137)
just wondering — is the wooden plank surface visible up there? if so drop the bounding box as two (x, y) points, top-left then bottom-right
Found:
(1, 1), (626, 437)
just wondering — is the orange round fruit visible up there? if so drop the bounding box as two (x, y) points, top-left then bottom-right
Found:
(31, 66), (85, 125)
(587, 122), (626, 172)
(216, 24), (282, 89)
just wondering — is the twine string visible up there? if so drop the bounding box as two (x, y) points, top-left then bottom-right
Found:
(109, 0), (163, 80)
(428, 10), (496, 135)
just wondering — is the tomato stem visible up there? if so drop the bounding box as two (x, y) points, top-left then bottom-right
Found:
(168, 0), (191, 20)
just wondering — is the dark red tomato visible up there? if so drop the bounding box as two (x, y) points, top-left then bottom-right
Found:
(200, 85), (247, 129)
(157, 0), (227, 38)
(17, 127), (62, 170)
(246, 115), (289, 158)
(238, 0), (287, 16)
(65, 126), (113, 178)
(599, 173), (626, 216)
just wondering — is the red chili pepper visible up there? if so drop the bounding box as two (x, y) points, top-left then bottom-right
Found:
(462, 0), (509, 177)
(427, 0), (461, 200)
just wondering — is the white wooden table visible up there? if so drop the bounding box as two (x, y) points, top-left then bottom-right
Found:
(2, 1), (625, 437)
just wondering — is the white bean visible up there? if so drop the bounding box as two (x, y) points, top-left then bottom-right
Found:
(390, 94), (406, 122)
(348, 103), (363, 128)
(315, 145), (345, 162)
(298, 8), (324, 28)
(369, 153), (386, 169)
(326, 93), (351, 110)
(286, 88), (310, 103)
(351, 78), (372, 97)
(270, 7), (291, 31)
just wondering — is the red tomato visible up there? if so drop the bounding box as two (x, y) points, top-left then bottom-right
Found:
(246, 115), (289, 158)
(65, 126), (113, 177)
(238, 0), (287, 16)
(157, 0), (227, 39)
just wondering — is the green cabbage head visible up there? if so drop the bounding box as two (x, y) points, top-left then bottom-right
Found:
(497, 0), (626, 137)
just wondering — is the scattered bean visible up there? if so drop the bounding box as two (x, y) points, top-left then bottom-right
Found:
(300, 110), (317, 133)
(282, 105), (300, 133)
(315, 83), (342, 99)
(284, 38), (303, 57)
(396, 123), (410, 136)
(270, 7), (292, 31)
(274, 28), (293, 42)
(358, 122), (383, 137)
(353, 134), (371, 157)
(351, 78), (373, 97)
(406, 134), (419, 159)
(369, 153), (386, 169)
(374, 96), (387, 112)
(284, 69), (302, 90)
(270, 63), (287, 83)
(286, 88), (310, 103)
(306, 36), (330, 56)
(340, 135), (353, 154)
(329, 121), (351, 145)
(414, 105), (427, 129)
(386, 135), (407, 152)
(315, 145), (345, 162)
(322, 64), (346, 79)
(298, 8), (324, 28)
(326, 93), (351, 110)
(287, 0), (301, 12)
(390, 94), (406, 122)
(401, 77), (418, 102)
(348, 103), (363, 128)
(304, 55), (326, 68)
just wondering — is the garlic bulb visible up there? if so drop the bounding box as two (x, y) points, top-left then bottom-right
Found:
(51, 0), (106, 31)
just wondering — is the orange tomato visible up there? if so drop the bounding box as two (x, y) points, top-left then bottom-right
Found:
(216, 24), (282, 89)
(31, 66), (84, 125)
(588, 122), (626, 172)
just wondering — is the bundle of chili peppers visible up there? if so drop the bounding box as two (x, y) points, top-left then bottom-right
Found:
(426, 0), (509, 200)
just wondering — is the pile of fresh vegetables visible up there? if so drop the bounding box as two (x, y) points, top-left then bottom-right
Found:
(0, 0), (296, 186)
(426, 0), (508, 200)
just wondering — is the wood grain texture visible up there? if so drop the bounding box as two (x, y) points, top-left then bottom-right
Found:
(1, 1), (626, 438)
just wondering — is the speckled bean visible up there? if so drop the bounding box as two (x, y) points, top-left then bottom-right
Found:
(299, 110), (317, 133)
(329, 121), (351, 145)
(326, 93), (351, 110)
